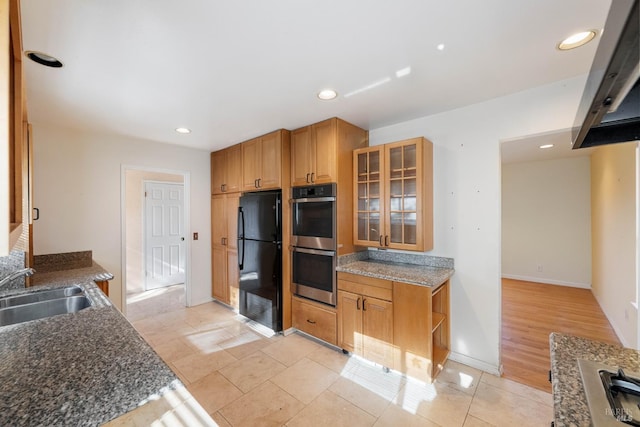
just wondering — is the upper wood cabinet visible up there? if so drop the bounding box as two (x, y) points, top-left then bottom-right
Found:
(291, 118), (367, 187)
(211, 144), (242, 195)
(1, 0), (29, 256)
(353, 137), (433, 251)
(242, 129), (288, 191)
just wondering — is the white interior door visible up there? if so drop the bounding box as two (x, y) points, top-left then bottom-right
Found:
(144, 182), (185, 290)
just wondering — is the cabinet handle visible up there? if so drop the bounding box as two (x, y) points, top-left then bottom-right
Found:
(306, 319), (316, 324)
(221, 184), (226, 192)
(385, 235), (390, 246)
(306, 173), (310, 183)
(311, 172), (315, 183)
(356, 297), (361, 310)
(362, 298), (367, 311)
(258, 178), (262, 188)
(221, 237), (226, 245)
(33, 207), (40, 221)
(379, 235), (383, 246)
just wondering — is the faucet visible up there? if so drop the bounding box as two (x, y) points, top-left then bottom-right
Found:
(0, 268), (36, 287)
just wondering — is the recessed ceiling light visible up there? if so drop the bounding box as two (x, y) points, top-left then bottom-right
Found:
(317, 89), (338, 100)
(557, 30), (597, 50)
(539, 144), (554, 149)
(25, 51), (63, 68)
(436, 43), (445, 51)
(175, 127), (191, 134)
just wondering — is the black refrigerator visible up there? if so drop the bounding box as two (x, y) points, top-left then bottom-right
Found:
(238, 190), (282, 332)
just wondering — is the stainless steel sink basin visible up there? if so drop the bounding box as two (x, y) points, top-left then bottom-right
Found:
(0, 295), (91, 327)
(0, 286), (83, 308)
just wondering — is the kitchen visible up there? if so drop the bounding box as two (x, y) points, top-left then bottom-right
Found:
(1, 0), (639, 426)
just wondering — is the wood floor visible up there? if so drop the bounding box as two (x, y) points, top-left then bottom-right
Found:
(501, 278), (620, 392)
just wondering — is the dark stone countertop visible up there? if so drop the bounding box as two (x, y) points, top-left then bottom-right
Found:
(0, 267), (181, 426)
(550, 332), (640, 426)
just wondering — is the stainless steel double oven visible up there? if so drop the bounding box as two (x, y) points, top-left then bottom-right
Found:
(291, 183), (337, 306)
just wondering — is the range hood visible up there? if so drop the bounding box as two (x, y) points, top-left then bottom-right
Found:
(572, 0), (640, 149)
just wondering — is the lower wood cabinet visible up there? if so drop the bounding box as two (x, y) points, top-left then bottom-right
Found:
(211, 193), (239, 307)
(337, 271), (450, 382)
(337, 273), (394, 369)
(292, 296), (337, 345)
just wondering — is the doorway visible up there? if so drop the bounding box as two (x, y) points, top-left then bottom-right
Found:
(122, 167), (189, 322)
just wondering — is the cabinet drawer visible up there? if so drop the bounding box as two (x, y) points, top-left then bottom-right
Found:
(337, 275), (393, 301)
(292, 297), (337, 345)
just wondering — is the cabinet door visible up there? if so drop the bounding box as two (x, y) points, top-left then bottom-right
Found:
(226, 144), (243, 193)
(312, 119), (336, 184)
(291, 126), (313, 187)
(384, 139), (423, 250)
(225, 193), (239, 251)
(259, 131), (282, 189)
(227, 250), (239, 309)
(212, 246), (228, 303)
(338, 290), (362, 354)
(242, 137), (260, 191)
(353, 146), (385, 247)
(362, 296), (394, 368)
(211, 150), (226, 195)
(212, 195), (226, 248)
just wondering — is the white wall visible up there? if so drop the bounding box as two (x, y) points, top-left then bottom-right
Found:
(369, 74), (588, 373)
(32, 123), (211, 311)
(502, 157), (592, 287)
(591, 142), (638, 348)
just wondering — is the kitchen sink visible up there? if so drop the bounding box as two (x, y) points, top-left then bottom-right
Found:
(0, 295), (92, 327)
(0, 285), (83, 308)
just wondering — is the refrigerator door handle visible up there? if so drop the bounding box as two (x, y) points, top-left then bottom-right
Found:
(238, 207), (245, 270)
(275, 197), (281, 242)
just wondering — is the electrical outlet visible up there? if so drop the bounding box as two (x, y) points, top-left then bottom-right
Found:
(537, 264), (543, 272)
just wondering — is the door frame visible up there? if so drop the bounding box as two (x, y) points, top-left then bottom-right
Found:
(120, 165), (192, 316)
(142, 180), (186, 291)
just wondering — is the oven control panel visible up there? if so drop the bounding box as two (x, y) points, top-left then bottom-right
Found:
(292, 183), (336, 199)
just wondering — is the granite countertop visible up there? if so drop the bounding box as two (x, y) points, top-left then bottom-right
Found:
(336, 250), (454, 287)
(337, 259), (454, 287)
(0, 267), (182, 426)
(550, 332), (640, 426)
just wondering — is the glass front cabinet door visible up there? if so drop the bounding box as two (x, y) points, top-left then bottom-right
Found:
(353, 137), (433, 252)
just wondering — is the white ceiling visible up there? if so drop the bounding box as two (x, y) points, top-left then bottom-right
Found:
(501, 129), (594, 164)
(20, 0), (612, 152)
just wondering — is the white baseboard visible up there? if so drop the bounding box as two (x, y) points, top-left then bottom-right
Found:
(591, 295), (628, 348)
(502, 274), (591, 289)
(448, 351), (502, 376)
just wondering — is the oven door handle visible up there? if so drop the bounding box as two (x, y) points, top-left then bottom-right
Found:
(292, 247), (335, 257)
(291, 197), (336, 203)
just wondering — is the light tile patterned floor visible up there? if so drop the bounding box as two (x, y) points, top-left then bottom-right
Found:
(127, 289), (554, 427)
